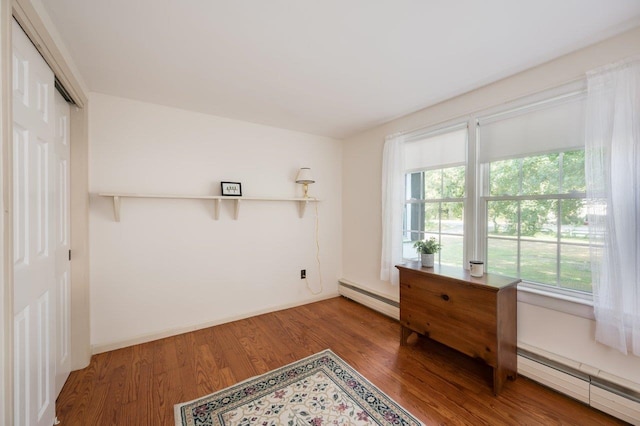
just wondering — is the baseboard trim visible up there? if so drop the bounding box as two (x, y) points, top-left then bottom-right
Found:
(91, 292), (339, 355)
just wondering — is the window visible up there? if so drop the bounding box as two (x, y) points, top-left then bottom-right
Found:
(404, 166), (465, 265)
(478, 90), (590, 294)
(395, 85), (591, 295)
(402, 127), (467, 267)
(483, 150), (590, 293)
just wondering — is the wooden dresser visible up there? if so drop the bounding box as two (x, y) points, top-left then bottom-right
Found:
(396, 262), (520, 394)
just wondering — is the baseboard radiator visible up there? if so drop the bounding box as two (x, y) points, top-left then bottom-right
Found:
(338, 280), (399, 320)
(518, 349), (640, 425)
(338, 279), (640, 425)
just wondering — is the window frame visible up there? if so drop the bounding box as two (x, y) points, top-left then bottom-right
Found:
(398, 81), (593, 303)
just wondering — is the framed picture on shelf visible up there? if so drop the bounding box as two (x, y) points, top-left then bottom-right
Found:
(221, 182), (242, 196)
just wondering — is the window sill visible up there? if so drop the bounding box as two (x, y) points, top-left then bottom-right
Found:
(517, 283), (595, 320)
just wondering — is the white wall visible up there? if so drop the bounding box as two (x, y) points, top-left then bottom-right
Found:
(89, 93), (342, 351)
(342, 27), (640, 385)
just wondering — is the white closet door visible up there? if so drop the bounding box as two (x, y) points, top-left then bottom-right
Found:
(12, 19), (57, 426)
(53, 91), (71, 398)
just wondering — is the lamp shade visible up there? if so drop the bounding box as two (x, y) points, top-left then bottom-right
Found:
(295, 167), (315, 184)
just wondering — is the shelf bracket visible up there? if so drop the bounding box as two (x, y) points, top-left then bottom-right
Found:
(233, 199), (240, 220)
(298, 199), (309, 218)
(214, 199), (221, 220)
(112, 196), (121, 222)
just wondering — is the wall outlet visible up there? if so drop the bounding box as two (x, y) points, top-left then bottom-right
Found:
(300, 269), (306, 279)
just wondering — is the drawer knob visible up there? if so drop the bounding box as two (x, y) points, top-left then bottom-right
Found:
(441, 294), (450, 301)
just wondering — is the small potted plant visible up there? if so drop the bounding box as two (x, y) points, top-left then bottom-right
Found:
(413, 237), (442, 268)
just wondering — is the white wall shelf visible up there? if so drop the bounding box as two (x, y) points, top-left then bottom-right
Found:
(98, 193), (319, 222)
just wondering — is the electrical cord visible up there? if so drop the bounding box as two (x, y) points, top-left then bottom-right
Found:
(304, 197), (323, 295)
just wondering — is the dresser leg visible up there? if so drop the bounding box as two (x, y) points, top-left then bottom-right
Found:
(492, 367), (504, 395)
(400, 326), (412, 346)
(493, 366), (517, 395)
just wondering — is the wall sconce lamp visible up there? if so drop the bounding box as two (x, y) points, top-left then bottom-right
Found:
(295, 167), (315, 198)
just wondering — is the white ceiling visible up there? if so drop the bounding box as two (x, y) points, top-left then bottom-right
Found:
(40, 0), (640, 138)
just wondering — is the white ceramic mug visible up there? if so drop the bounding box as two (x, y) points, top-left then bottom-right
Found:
(469, 260), (484, 277)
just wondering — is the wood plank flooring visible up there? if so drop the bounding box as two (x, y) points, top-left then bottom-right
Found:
(56, 296), (627, 425)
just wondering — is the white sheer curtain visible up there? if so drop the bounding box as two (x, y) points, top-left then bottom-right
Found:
(585, 57), (640, 356)
(380, 133), (405, 285)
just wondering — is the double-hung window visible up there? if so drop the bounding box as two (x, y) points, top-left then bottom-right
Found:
(402, 126), (467, 267)
(395, 86), (592, 297)
(477, 92), (591, 294)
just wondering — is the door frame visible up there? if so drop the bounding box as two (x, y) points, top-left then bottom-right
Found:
(1, 1), (89, 424)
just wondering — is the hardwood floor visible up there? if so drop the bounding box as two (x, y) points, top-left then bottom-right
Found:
(56, 297), (627, 425)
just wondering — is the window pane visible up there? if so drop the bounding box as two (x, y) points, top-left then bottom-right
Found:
(404, 202), (424, 233)
(402, 204), (409, 232)
(562, 150), (586, 193)
(441, 202), (464, 234)
(424, 203), (440, 232)
(403, 242), (418, 260)
(560, 199), (588, 242)
(586, 199), (606, 247)
(442, 166), (465, 198)
(521, 241), (557, 285)
(424, 169), (441, 199)
(560, 244), (591, 292)
(520, 199), (557, 239)
(489, 159), (520, 196)
(487, 238), (518, 277)
(440, 235), (463, 267)
(406, 172), (423, 200)
(521, 153), (560, 195)
(402, 231), (423, 260)
(403, 246), (417, 260)
(423, 233), (439, 242)
(488, 200), (518, 237)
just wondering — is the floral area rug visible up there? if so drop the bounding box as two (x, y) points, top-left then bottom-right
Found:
(174, 349), (423, 426)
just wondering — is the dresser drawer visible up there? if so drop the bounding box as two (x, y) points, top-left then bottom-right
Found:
(400, 273), (498, 366)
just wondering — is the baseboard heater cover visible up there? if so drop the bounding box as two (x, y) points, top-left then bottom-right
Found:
(518, 349), (640, 425)
(517, 353), (590, 404)
(338, 280), (399, 320)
